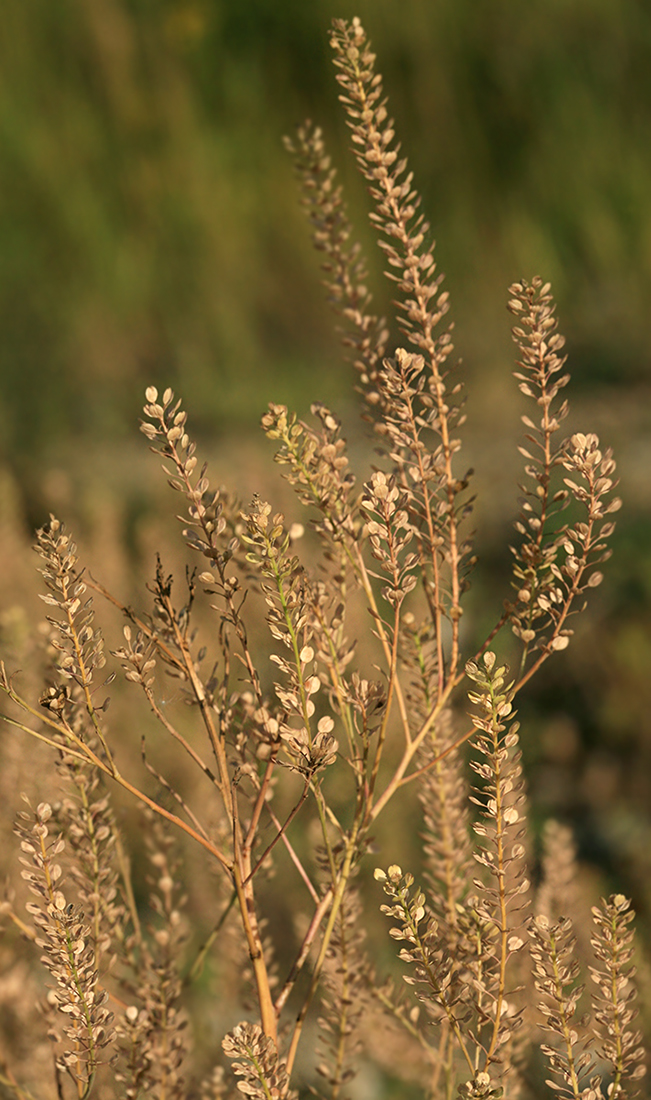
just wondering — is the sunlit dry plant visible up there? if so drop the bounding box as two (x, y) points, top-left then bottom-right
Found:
(0, 14), (644, 1100)
(15, 800), (115, 1098)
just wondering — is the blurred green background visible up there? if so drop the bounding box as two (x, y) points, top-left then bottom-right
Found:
(3, 0), (651, 450)
(2, 0), (651, 919)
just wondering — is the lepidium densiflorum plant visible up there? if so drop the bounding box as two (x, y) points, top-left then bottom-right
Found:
(375, 654), (529, 1099)
(0, 14), (644, 1100)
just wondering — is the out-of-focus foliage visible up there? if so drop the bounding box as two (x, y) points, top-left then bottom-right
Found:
(1, 0), (651, 459)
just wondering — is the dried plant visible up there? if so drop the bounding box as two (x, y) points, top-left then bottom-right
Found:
(15, 800), (115, 1098)
(0, 14), (645, 1100)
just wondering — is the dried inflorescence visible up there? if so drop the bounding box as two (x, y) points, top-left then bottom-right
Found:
(33, 518), (117, 774)
(36, 518), (106, 693)
(329, 18), (454, 375)
(261, 402), (357, 541)
(315, 887), (370, 1098)
(374, 862), (478, 1081)
(282, 121), (389, 411)
(507, 279), (621, 669)
(418, 708), (475, 955)
(16, 801), (115, 1093)
(590, 895), (647, 1094)
(115, 813), (189, 1100)
(0, 14), (644, 1100)
(52, 761), (123, 975)
(222, 1023), (293, 1100)
(375, 654), (531, 1091)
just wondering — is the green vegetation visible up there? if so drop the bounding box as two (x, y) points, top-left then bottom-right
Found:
(1, 0), (650, 455)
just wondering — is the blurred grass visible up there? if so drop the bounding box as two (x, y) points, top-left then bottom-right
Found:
(1, 0), (651, 946)
(1, 0), (651, 457)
